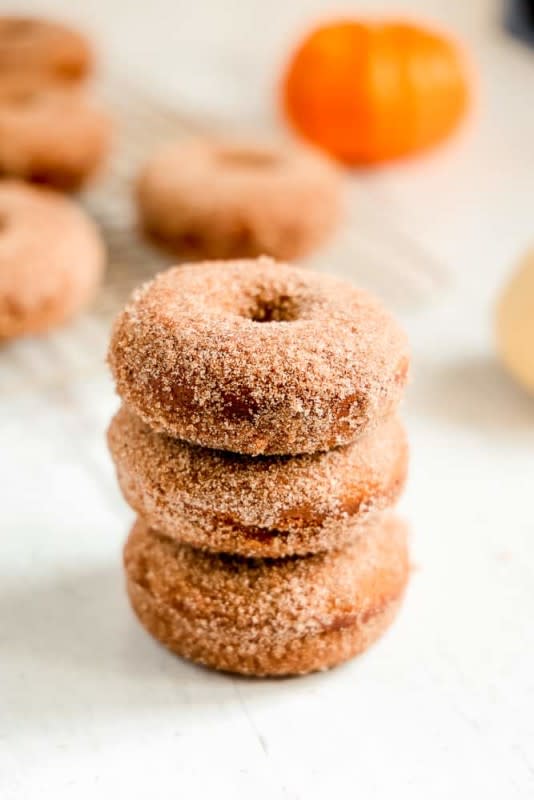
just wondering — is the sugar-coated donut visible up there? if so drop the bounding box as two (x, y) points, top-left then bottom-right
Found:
(124, 515), (409, 676)
(0, 17), (92, 84)
(0, 181), (105, 339)
(136, 137), (343, 260)
(108, 406), (408, 556)
(0, 80), (111, 190)
(109, 259), (409, 455)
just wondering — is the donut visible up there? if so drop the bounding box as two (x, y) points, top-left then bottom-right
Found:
(0, 80), (111, 190)
(109, 258), (409, 455)
(0, 180), (105, 339)
(108, 406), (408, 557)
(124, 515), (409, 676)
(0, 17), (92, 84)
(136, 137), (343, 260)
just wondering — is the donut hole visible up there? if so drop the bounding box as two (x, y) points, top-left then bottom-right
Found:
(216, 147), (280, 170)
(179, 231), (206, 252)
(247, 293), (300, 323)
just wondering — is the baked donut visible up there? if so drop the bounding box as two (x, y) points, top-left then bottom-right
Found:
(109, 258), (409, 455)
(0, 180), (105, 339)
(0, 17), (92, 84)
(136, 137), (343, 260)
(108, 406), (408, 557)
(0, 80), (111, 190)
(124, 515), (409, 676)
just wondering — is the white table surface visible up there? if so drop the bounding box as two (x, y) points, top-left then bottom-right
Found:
(2, 1), (534, 798)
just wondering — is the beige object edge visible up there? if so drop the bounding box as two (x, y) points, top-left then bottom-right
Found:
(496, 247), (534, 395)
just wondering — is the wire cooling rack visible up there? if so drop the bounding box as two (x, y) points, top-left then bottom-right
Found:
(0, 77), (449, 396)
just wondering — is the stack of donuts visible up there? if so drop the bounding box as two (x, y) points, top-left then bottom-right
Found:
(108, 257), (411, 676)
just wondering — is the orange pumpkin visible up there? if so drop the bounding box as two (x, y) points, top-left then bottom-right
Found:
(282, 20), (470, 164)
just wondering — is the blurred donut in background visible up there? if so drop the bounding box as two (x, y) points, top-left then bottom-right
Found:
(0, 16), (93, 85)
(0, 181), (106, 339)
(496, 247), (534, 396)
(136, 137), (343, 261)
(0, 79), (111, 190)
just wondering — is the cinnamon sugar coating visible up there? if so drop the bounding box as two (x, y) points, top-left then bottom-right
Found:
(124, 515), (409, 676)
(108, 406), (408, 556)
(0, 17), (93, 84)
(136, 137), (343, 260)
(0, 180), (105, 338)
(0, 80), (111, 190)
(109, 258), (409, 455)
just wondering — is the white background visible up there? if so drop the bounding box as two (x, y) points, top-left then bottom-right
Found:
(1, 1), (534, 798)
